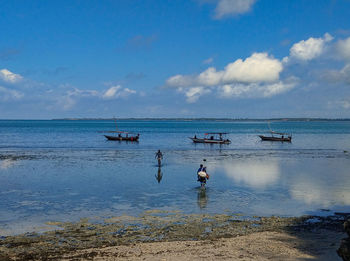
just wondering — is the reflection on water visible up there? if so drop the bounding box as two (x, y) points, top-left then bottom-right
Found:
(0, 159), (16, 169)
(289, 159), (350, 208)
(155, 167), (163, 183)
(221, 160), (280, 189)
(1, 120), (350, 235)
(1, 148), (350, 235)
(197, 188), (208, 209)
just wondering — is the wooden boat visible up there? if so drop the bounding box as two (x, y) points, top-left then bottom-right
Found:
(259, 131), (292, 142)
(99, 120), (140, 142)
(104, 131), (140, 142)
(190, 132), (231, 144)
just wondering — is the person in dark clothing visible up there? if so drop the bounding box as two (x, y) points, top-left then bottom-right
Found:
(197, 165), (209, 185)
(155, 150), (163, 167)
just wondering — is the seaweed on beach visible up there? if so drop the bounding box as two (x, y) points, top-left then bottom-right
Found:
(1, 212), (349, 260)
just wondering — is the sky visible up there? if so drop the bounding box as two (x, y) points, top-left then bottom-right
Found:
(1, 0), (350, 119)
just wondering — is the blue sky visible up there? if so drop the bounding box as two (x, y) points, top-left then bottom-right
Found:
(1, 0), (350, 119)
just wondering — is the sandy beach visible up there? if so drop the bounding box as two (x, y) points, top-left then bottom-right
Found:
(0, 213), (347, 260)
(60, 230), (343, 261)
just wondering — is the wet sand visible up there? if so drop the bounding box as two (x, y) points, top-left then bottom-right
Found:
(0, 212), (348, 260)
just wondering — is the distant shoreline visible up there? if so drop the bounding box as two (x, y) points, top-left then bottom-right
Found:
(14, 117), (350, 122)
(2, 117), (350, 122)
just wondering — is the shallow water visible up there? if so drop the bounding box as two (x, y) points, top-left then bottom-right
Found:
(0, 119), (350, 235)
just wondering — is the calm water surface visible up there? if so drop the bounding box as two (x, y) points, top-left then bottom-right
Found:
(0, 120), (350, 235)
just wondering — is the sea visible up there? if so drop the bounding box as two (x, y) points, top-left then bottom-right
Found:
(0, 119), (350, 235)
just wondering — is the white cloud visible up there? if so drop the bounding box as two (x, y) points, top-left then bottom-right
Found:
(198, 67), (223, 86)
(323, 63), (350, 85)
(103, 85), (121, 99)
(168, 52), (283, 88)
(222, 53), (283, 83)
(0, 69), (23, 83)
(218, 78), (297, 98)
(214, 0), (257, 19)
(0, 86), (23, 101)
(103, 85), (137, 99)
(179, 86), (211, 103)
(336, 36), (350, 60)
(167, 74), (194, 87)
(56, 88), (99, 110)
(119, 88), (137, 97)
(288, 33), (333, 61)
(56, 85), (138, 110)
(167, 52), (289, 102)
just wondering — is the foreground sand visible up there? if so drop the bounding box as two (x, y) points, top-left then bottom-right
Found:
(1, 213), (347, 260)
(62, 230), (343, 260)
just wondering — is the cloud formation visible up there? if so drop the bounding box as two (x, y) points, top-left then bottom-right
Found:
(218, 78), (298, 98)
(57, 85), (138, 110)
(178, 86), (211, 103)
(166, 32), (350, 103)
(0, 86), (23, 101)
(336, 36), (350, 60)
(168, 53), (282, 87)
(0, 69), (23, 83)
(206, 0), (257, 19)
(167, 52), (290, 101)
(286, 33), (333, 62)
(324, 64), (350, 85)
(103, 85), (137, 99)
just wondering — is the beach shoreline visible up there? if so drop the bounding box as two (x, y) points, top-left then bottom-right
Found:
(0, 212), (347, 260)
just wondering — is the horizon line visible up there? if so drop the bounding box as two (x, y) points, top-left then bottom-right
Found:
(1, 117), (350, 121)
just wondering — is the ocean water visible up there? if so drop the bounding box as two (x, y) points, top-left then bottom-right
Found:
(0, 119), (350, 235)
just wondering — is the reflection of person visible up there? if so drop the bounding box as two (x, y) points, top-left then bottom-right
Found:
(197, 188), (208, 209)
(155, 167), (163, 183)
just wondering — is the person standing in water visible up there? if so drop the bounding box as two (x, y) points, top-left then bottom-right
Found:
(155, 150), (163, 167)
(197, 164), (209, 186)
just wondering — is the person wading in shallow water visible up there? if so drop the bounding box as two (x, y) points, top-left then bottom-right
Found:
(155, 150), (163, 167)
(197, 164), (209, 187)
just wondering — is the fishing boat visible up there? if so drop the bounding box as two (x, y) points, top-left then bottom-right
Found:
(259, 131), (292, 142)
(104, 131), (140, 141)
(100, 119), (140, 142)
(190, 133), (231, 144)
